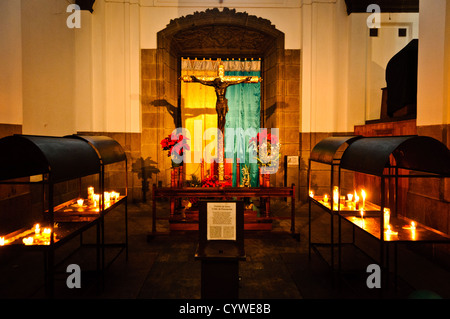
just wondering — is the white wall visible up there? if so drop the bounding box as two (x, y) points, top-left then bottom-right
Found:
(417, 0), (449, 126)
(139, 1), (302, 50)
(0, 0), (23, 125)
(21, 0), (76, 136)
(87, 0), (303, 134)
(75, 0), (141, 133)
(3, 0), (441, 138)
(301, 0), (354, 133)
(301, 1), (419, 133)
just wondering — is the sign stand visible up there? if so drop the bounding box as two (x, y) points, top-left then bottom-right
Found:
(195, 200), (246, 299)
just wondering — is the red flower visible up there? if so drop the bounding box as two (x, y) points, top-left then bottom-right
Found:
(160, 133), (190, 157)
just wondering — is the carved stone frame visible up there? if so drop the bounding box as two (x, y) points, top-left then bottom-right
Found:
(146, 8), (298, 187)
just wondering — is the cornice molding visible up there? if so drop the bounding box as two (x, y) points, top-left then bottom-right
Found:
(344, 0), (419, 15)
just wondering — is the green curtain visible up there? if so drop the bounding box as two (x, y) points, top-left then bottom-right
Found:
(224, 70), (260, 187)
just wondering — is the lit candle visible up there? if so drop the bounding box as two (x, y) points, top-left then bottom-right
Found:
(323, 194), (328, 203)
(104, 192), (111, 205)
(77, 198), (84, 207)
(88, 186), (95, 201)
(361, 189), (366, 209)
(0, 237), (5, 246)
(23, 237), (33, 245)
(383, 208), (390, 229)
(43, 228), (52, 237)
(309, 191), (314, 198)
(347, 193), (354, 209)
(34, 224), (40, 235)
(93, 194), (100, 207)
(360, 209), (364, 219)
(411, 221), (416, 230)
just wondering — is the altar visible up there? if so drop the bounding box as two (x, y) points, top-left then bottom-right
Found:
(151, 183), (297, 236)
(150, 58), (297, 236)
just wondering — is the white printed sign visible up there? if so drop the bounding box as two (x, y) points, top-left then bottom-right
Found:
(207, 203), (236, 240)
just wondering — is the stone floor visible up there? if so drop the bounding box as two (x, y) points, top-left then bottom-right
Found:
(0, 199), (449, 302)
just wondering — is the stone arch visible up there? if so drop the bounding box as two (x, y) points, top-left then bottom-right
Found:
(142, 8), (299, 187)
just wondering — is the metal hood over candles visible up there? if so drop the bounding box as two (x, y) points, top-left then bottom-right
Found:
(0, 134), (101, 182)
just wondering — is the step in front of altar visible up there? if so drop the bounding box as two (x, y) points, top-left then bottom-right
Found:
(168, 209), (273, 231)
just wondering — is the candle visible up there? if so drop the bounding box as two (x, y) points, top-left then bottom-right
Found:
(383, 208), (390, 229)
(347, 193), (353, 209)
(0, 237), (5, 246)
(360, 209), (364, 219)
(355, 194), (360, 210)
(88, 186), (95, 201)
(23, 237), (34, 245)
(309, 191), (314, 198)
(411, 221), (416, 230)
(77, 198), (84, 207)
(93, 194), (100, 207)
(43, 228), (52, 237)
(34, 224), (40, 235)
(104, 192), (111, 204)
(323, 194), (328, 203)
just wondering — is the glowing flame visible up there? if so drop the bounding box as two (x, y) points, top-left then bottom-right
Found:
(34, 224), (40, 235)
(333, 187), (339, 204)
(23, 237), (33, 245)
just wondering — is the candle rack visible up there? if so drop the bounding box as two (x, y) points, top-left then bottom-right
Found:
(337, 135), (450, 291)
(0, 134), (128, 297)
(67, 135), (128, 274)
(307, 135), (362, 273)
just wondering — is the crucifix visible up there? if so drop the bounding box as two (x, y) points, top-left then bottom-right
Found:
(180, 60), (262, 133)
(180, 59), (262, 180)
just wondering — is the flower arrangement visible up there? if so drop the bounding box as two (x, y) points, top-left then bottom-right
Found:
(241, 165), (251, 187)
(201, 175), (232, 188)
(160, 133), (190, 165)
(248, 130), (281, 168)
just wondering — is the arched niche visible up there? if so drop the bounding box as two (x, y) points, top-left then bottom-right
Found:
(142, 8), (299, 187)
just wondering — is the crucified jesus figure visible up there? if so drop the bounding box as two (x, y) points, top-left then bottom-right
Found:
(180, 62), (261, 181)
(180, 63), (261, 133)
(190, 76), (251, 132)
